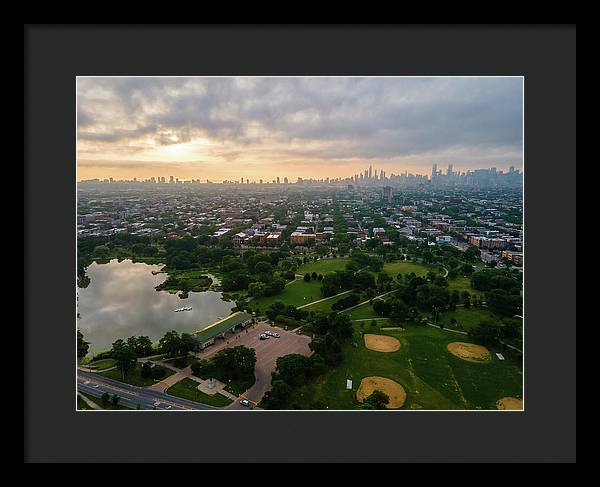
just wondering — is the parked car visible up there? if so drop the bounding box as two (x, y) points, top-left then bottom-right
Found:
(240, 399), (250, 407)
(259, 333), (269, 340)
(272, 333), (281, 338)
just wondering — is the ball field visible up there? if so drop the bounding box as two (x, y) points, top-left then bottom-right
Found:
(284, 324), (523, 410)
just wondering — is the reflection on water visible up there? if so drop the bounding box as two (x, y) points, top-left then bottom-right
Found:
(77, 259), (234, 352)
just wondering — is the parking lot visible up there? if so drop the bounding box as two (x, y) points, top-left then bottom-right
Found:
(209, 321), (312, 409)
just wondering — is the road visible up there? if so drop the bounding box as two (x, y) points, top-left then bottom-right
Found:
(77, 370), (218, 411)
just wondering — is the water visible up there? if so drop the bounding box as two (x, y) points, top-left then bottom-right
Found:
(77, 259), (234, 353)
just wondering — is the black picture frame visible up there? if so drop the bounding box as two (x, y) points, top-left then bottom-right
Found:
(24, 24), (576, 463)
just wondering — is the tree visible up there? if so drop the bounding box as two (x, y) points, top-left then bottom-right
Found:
(212, 346), (256, 382)
(363, 389), (389, 409)
(111, 394), (120, 407)
(101, 392), (110, 405)
(248, 281), (268, 298)
(330, 314), (354, 340)
(111, 339), (137, 378)
(158, 331), (182, 358)
(263, 379), (292, 409)
(304, 273), (311, 282)
(77, 330), (89, 359)
(273, 354), (312, 386)
(180, 333), (200, 354)
(133, 336), (153, 357)
(464, 245), (481, 262)
(93, 245), (110, 259)
(389, 299), (409, 325)
(373, 299), (392, 317)
(254, 261), (273, 274)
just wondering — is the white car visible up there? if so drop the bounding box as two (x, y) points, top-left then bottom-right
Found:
(240, 399), (251, 407)
(272, 333), (281, 338)
(259, 334), (269, 340)
(264, 331), (273, 336)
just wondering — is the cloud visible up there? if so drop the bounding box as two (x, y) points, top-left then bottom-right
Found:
(77, 77), (523, 173)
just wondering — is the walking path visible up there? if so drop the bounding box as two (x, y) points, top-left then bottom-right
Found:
(298, 289), (352, 309)
(78, 365), (118, 373)
(426, 322), (469, 335)
(339, 289), (397, 313)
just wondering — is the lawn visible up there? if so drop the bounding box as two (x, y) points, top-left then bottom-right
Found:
(166, 378), (232, 407)
(447, 275), (484, 298)
(78, 392), (133, 410)
(248, 279), (324, 313)
(99, 363), (175, 387)
(162, 356), (197, 369)
(342, 301), (379, 321)
(283, 324), (523, 410)
(298, 258), (351, 276)
(437, 307), (498, 332)
(300, 291), (355, 313)
(87, 358), (117, 370)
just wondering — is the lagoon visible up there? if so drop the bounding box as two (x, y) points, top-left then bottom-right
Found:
(77, 259), (234, 353)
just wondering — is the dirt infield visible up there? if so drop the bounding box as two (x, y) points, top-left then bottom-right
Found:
(496, 397), (523, 410)
(356, 376), (406, 408)
(447, 342), (491, 362)
(364, 334), (401, 352)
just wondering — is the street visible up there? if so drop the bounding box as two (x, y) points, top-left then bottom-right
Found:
(77, 370), (218, 411)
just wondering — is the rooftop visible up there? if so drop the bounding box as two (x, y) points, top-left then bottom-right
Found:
(194, 311), (253, 343)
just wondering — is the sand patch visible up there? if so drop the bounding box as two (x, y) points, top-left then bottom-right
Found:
(447, 342), (491, 362)
(364, 334), (400, 352)
(496, 397), (523, 410)
(356, 376), (406, 408)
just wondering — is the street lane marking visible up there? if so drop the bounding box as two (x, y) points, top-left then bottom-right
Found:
(78, 377), (139, 396)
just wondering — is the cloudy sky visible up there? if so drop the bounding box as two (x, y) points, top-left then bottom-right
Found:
(77, 77), (523, 181)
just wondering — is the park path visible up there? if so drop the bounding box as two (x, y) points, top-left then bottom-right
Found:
(426, 322), (469, 335)
(78, 365), (118, 373)
(298, 289), (352, 309)
(339, 289), (397, 313)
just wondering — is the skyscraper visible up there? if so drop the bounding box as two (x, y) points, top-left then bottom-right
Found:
(383, 186), (393, 203)
(432, 164), (437, 179)
(369, 165), (372, 179)
(447, 164), (453, 176)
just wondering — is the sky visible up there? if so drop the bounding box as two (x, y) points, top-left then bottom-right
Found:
(76, 77), (523, 182)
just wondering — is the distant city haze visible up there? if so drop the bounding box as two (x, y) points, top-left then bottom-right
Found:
(77, 77), (523, 182)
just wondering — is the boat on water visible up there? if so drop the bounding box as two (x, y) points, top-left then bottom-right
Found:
(174, 306), (193, 312)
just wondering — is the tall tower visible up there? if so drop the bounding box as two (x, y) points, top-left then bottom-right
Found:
(447, 164), (453, 176)
(432, 164), (437, 179)
(369, 165), (372, 179)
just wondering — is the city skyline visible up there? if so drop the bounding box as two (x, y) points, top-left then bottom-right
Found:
(78, 162), (522, 185)
(77, 77), (523, 181)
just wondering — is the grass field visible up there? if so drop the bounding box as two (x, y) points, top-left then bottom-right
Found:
(383, 261), (433, 278)
(248, 279), (324, 312)
(284, 324), (522, 410)
(342, 301), (379, 320)
(447, 276), (483, 298)
(87, 358), (117, 370)
(99, 363), (175, 387)
(298, 258), (351, 276)
(162, 356), (197, 369)
(166, 378), (232, 407)
(437, 307), (497, 332)
(301, 291), (356, 313)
